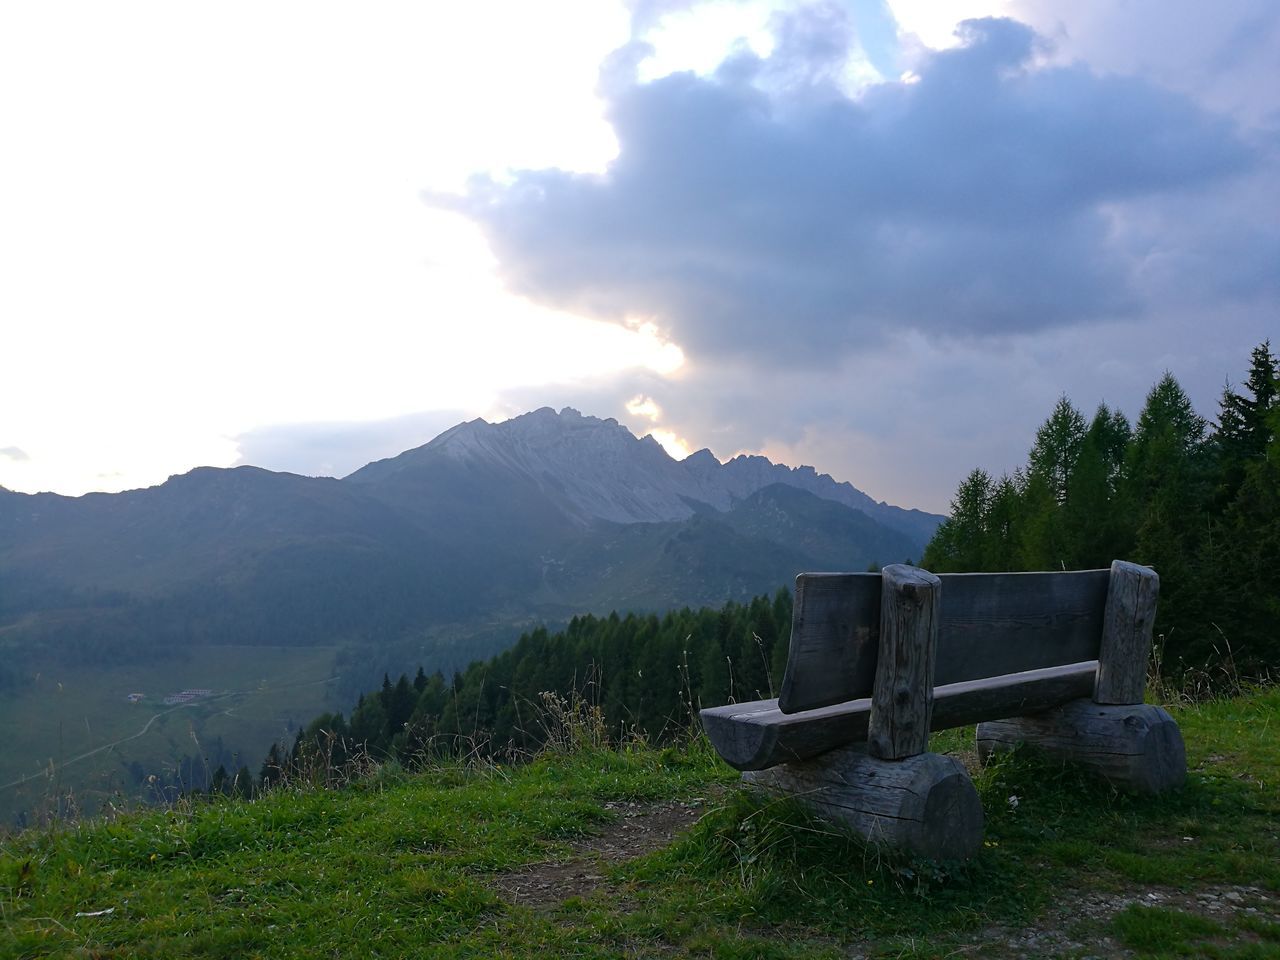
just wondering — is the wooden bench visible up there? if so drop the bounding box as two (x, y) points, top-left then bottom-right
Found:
(700, 561), (1186, 860)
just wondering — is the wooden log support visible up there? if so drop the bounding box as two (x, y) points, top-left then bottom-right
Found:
(868, 565), (941, 761)
(744, 746), (983, 860)
(1094, 560), (1160, 705)
(976, 699), (1186, 794)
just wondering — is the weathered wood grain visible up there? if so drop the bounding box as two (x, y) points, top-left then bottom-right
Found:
(701, 660), (1098, 771)
(778, 573), (880, 714)
(777, 569), (1111, 712)
(935, 570), (1110, 684)
(976, 699), (1185, 794)
(1094, 560), (1160, 705)
(744, 747), (983, 860)
(868, 565), (940, 760)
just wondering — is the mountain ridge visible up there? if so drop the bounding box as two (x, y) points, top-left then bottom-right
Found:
(0, 407), (941, 667)
(345, 406), (939, 541)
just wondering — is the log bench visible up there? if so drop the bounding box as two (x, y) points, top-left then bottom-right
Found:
(700, 561), (1185, 860)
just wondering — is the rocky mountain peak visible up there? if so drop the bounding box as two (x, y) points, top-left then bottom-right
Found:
(347, 406), (942, 543)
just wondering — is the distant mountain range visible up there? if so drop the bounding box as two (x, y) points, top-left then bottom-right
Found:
(0, 407), (943, 681)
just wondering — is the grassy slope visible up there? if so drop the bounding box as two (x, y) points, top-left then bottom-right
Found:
(0, 646), (343, 826)
(2, 688), (1278, 959)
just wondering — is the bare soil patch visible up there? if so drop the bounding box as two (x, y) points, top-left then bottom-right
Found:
(492, 798), (707, 909)
(959, 883), (1280, 959)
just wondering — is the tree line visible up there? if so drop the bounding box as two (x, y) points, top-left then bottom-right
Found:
(923, 341), (1278, 673)
(241, 590), (793, 786)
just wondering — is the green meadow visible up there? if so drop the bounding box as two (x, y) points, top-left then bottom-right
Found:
(0, 646), (343, 827)
(2, 686), (1277, 958)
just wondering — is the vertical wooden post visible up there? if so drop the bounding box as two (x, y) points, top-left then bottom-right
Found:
(868, 564), (941, 760)
(1094, 560), (1160, 705)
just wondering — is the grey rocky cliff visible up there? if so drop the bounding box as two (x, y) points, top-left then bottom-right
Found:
(348, 407), (941, 544)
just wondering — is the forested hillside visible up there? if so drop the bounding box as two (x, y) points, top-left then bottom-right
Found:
(260, 590), (792, 787)
(924, 341), (1279, 673)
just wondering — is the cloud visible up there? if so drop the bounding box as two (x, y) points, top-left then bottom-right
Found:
(431, 2), (1277, 514)
(1013, 0), (1280, 127)
(438, 10), (1257, 366)
(1, 446), (30, 462)
(493, 295), (1277, 514)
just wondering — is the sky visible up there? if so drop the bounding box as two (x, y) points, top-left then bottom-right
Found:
(2, 0), (1276, 513)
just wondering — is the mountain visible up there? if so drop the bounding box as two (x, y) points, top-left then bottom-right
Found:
(347, 406), (937, 542)
(1, 408), (941, 651)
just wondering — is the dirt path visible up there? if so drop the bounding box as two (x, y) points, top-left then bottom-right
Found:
(492, 798), (708, 909)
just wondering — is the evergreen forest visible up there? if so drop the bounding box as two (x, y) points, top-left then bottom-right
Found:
(923, 340), (1278, 674)
(251, 589), (794, 790)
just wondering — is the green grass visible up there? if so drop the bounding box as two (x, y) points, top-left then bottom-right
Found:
(2, 688), (1278, 958)
(0, 646), (343, 826)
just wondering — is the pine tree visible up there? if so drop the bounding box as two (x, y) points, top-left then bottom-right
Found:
(1062, 404), (1134, 567)
(387, 674), (416, 732)
(259, 743), (284, 791)
(1125, 373), (1211, 663)
(922, 469), (993, 572)
(980, 474), (1022, 570)
(1028, 397), (1087, 505)
(210, 764), (230, 796)
(350, 696), (390, 755)
(1213, 341), (1278, 508)
(1020, 397), (1088, 568)
(1216, 346), (1280, 668)
(234, 765), (254, 800)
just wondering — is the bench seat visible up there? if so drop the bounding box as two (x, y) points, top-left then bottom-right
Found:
(702, 659), (1099, 771)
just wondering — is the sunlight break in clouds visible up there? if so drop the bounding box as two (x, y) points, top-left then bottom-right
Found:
(625, 396), (664, 420)
(647, 430), (694, 460)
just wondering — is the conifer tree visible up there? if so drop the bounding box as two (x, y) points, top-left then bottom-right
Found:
(210, 764), (230, 796)
(922, 469), (993, 572)
(1216, 346), (1280, 667)
(234, 765), (254, 800)
(981, 474), (1022, 570)
(1062, 404), (1133, 567)
(1028, 397), (1088, 504)
(260, 742), (283, 790)
(1213, 341), (1278, 508)
(1020, 397), (1088, 568)
(1125, 374), (1211, 662)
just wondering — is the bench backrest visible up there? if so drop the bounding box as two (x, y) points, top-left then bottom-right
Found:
(779, 568), (1112, 714)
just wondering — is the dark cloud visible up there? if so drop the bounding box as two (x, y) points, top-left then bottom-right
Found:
(233, 410), (468, 479)
(438, 12), (1257, 365)
(1014, 0), (1280, 127)
(496, 297), (1278, 514)
(1, 446), (30, 462)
